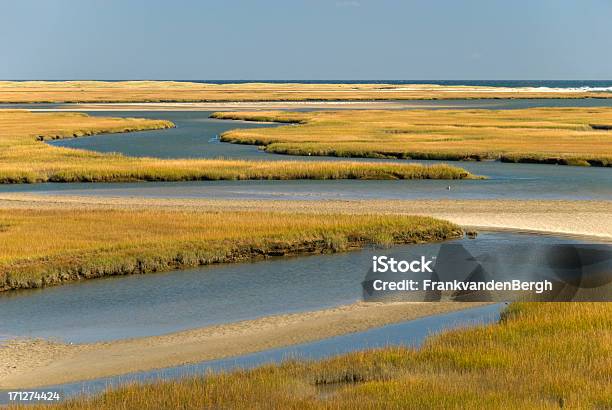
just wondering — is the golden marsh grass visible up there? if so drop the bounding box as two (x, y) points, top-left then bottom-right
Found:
(0, 209), (460, 291)
(214, 108), (612, 166)
(0, 110), (474, 183)
(26, 302), (611, 409)
(0, 81), (610, 103)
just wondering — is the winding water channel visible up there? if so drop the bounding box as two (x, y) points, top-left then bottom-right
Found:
(0, 232), (596, 343)
(0, 102), (610, 200)
(0, 99), (610, 398)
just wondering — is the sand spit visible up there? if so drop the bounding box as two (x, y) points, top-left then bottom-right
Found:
(0, 302), (484, 389)
(22, 101), (431, 111)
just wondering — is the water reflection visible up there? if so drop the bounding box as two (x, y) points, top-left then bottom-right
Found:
(0, 232), (590, 343)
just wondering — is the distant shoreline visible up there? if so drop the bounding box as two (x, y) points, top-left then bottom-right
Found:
(0, 81), (611, 104)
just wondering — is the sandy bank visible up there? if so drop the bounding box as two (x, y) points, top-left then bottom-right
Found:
(0, 195), (610, 241)
(0, 302), (484, 389)
(22, 101), (437, 111)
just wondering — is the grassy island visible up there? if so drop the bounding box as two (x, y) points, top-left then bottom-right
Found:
(0, 81), (611, 103)
(0, 110), (474, 183)
(0, 209), (461, 291)
(213, 107), (612, 166)
(26, 302), (611, 409)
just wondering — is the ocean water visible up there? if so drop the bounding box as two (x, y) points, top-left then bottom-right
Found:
(185, 80), (612, 92)
(9, 79), (612, 91)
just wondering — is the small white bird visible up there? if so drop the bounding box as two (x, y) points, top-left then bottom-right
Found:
(446, 186), (451, 190)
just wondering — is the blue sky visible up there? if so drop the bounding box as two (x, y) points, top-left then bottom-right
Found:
(1, 0), (611, 80)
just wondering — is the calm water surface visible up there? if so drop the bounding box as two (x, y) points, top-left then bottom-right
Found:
(0, 304), (501, 402)
(0, 99), (608, 401)
(2, 163), (610, 200)
(48, 111), (279, 159)
(0, 232), (587, 343)
(0, 106), (594, 201)
(44, 100), (612, 159)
